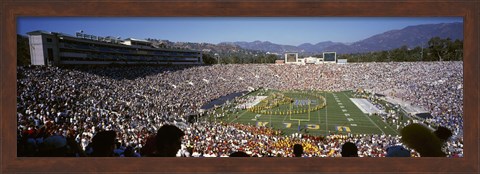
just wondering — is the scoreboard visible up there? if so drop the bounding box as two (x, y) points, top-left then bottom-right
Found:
(285, 53), (298, 63)
(323, 52), (336, 62)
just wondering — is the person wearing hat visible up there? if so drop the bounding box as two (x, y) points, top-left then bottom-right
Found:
(38, 135), (68, 157)
(386, 145), (411, 157)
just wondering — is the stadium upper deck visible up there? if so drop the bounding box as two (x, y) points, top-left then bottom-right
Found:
(26, 30), (203, 66)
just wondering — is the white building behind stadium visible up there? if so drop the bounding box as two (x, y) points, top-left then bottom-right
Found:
(284, 52), (339, 65)
(27, 30), (203, 66)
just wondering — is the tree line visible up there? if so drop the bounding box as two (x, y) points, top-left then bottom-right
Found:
(17, 35), (31, 66)
(17, 36), (462, 66)
(202, 53), (279, 65)
(337, 37), (463, 62)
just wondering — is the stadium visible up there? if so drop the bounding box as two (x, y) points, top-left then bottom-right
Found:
(17, 31), (463, 158)
(26, 30), (203, 65)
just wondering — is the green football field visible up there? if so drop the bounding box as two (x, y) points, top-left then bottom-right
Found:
(209, 90), (401, 136)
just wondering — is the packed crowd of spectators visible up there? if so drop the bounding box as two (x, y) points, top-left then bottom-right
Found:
(184, 122), (411, 157)
(17, 61), (463, 157)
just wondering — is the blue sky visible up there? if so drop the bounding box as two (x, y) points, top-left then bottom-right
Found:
(17, 17), (462, 46)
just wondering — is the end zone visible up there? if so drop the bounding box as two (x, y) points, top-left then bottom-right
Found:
(349, 98), (385, 115)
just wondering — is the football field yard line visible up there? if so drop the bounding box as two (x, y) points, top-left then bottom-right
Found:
(229, 110), (249, 123)
(385, 123), (399, 135)
(325, 92), (329, 133)
(282, 111), (288, 122)
(342, 92), (385, 134)
(318, 107), (321, 125)
(344, 125), (385, 128)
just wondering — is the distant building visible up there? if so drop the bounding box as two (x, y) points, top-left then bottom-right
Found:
(275, 60), (285, 64)
(267, 52), (280, 55)
(337, 59), (348, 64)
(304, 56), (319, 64)
(283, 52), (337, 65)
(27, 30), (203, 66)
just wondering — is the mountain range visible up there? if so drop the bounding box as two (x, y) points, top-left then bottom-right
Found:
(220, 22), (463, 55)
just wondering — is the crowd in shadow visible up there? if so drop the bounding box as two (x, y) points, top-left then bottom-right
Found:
(19, 123), (453, 157)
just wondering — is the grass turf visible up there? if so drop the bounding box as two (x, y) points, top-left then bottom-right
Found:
(210, 90), (400, 136)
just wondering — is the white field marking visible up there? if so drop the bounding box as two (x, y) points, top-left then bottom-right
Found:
(325, 93), (329, 133)
(343, 92), (384, 134)
(229, 110), (249, 123)
(349, 98), (384, 114)
(338, 103), (343, 105)
(318, 106), (321, 125)
(384, 121), (400, 134)
(236, 96), (268, 109)
(345, 113), (350, 116)
(340, 106), (345, 108)
(342, 109), (347, 112)
(350, 124), (357, 126)
(347, 118), (354, 121)
(282, 112), (288, 122)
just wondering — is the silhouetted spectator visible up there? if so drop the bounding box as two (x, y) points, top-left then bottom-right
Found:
(140, 135), (157, 157)
(90, 130), (117, 157)
(434, 126), (453, 143)
(293, 144), (303, 157)
(341, 142), (358, 157)
(37, 135), (68, 157)
(155, 125), (185, 157)
(122, 146), (136, 157)
(400, 123), (445, 157)
(229, 151), (250, 157)
(18, 135), (37, 157)
(386, 145), (410, 157)
(65, 136), (87, 157)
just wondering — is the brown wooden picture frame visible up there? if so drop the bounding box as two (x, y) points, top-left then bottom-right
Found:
(1, 0), (478, 173)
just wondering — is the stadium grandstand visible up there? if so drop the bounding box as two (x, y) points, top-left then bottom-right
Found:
(26, 30), (203, 65)
(17, 60), (463, 158)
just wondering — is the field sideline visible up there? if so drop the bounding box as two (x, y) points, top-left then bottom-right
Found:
(212, 90), (400, 136)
